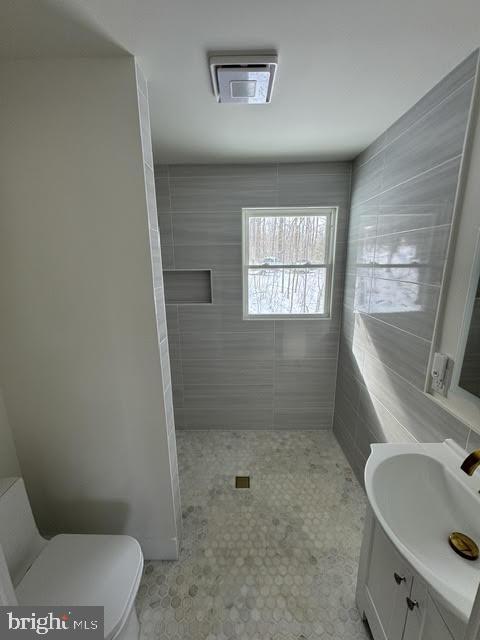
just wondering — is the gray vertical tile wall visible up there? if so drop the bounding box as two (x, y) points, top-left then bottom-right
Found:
(154, 162), (352, 429)
(333, 50), (480, 482)
(136, 64), (182, 543)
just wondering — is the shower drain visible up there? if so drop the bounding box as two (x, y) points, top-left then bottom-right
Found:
(235, 476), (250, 489)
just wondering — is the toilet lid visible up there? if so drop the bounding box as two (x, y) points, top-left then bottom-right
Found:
(16, 534), (143, 640)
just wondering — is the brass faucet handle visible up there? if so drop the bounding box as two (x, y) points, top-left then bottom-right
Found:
(461, 449), (480, 476)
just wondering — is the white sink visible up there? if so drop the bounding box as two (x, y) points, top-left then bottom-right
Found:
(365, 440), (480, 623)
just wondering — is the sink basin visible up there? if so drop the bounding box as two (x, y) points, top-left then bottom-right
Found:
(365, 440), (480, 623)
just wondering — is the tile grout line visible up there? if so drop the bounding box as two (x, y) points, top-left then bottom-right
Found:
(354, 72), (477, 171)
(352, 154), (463, 208)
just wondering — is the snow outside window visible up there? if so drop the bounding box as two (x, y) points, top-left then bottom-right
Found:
(242, 208), (337, 319)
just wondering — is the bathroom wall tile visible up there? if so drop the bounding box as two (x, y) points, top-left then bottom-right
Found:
(144, 165), (158, 231)
(154, 164), (169, 177)
(170, 175), (277, 212)
(335, 52), (477, 469)
(278, 173), (350, 207)
(210, 271), (243, 305)
(159, 337), (172, 392)
(277, 161), (351, 176)
(160, 244), (175, 269)
(178, 407), (273, 429)
(334, 388), (358, 435)
(182, 358), (273, 386)
(335, 206), (351, 239)
(368, 279), (440, 340)
(148, 228), (163, 288)
(172, 212), (241, 245)
(382, 80), (473, 192)
(378, 156), (461, 211)
(343, 272), (372, 313)
(345, 236), (375, 276)
(340, 305), (356, 342)
(178, 304), (273, 333)
(333, 414), (366, 483)
(165, 304), (179, 336)
(180, 331), (274, 360)
(157, 161), (351, 431)
(338, 331), (365, 379)
(164, 386), (175, 434)
(274, 320), (339, 359)
(173, 408), (186, 428)
(169, 358), (183, 387)
(354, 131), (389, 170)
(350, 151), (385, 206)
(466, 429), (480, 451)
(274, 406), (333, 429)
(274, 359), (337, 407)
(154, 176), (170, 214)
(357, 385), (417, 446)
(174, 245), (241, 272)
(373, 225), (450, 286)
(360, 313), (431, 388)
(138, 90), (153, 169)
(154, 287), (168, 342)
(347, 204), (378, 241)
(135, 62), (148, 97)
(362, 352), (470, 447)
(168, 334), (181, 361)
(385, 50), (478, 144)
(169, 164), (277, 178)
(183, 384), (273, 409)
(158, 213), (173, 246)
(336, 365), (361, 413)
(354, 423), (379, 461)
(376, 204), (451, 234)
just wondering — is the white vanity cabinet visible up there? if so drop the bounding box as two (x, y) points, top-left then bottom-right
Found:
(402, 585), (454, 640)
(357, 508), (465, 640)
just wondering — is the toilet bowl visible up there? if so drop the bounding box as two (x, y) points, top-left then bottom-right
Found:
(0, 477), (143, 640)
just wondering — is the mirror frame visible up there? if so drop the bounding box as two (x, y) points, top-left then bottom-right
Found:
(426, 90), (480, 433)
(450, 229), (480, 402)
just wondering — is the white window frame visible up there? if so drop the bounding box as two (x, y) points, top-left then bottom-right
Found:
(242, 207), (338, 320)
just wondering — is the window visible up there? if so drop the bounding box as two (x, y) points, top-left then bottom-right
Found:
(242, 207), (337, 318)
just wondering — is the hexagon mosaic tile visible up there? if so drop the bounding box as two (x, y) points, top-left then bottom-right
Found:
(136, 430), (371, 640)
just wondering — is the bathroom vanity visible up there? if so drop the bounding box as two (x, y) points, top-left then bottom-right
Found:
(357, 441), (480, 640)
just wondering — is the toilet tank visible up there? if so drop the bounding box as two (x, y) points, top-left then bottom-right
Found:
(0, 478), (46, 586)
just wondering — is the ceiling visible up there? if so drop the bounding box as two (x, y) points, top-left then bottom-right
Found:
(1, 0), (480, 164)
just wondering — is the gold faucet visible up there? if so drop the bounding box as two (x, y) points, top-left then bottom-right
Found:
(461, 449), (480, 475)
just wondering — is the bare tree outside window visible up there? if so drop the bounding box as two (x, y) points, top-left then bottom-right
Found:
(242, 208), (337, 318)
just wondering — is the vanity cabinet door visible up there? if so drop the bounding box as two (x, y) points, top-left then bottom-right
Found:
(403, 579), (454, 640)
(366, 524), (413, 640)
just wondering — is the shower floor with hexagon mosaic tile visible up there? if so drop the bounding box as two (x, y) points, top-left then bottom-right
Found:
(136, 430), (371, 640)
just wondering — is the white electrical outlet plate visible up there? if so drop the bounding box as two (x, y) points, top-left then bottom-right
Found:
(431, 352), (451, 395)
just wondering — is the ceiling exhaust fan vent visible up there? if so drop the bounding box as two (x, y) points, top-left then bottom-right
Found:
(209, 54), (278, 104)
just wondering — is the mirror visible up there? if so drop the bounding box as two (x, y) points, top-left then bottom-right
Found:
(459, 278), (480, 398)
(427, 100), (480, 430)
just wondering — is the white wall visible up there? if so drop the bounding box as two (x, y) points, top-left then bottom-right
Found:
(0, 57), (179, 558)
(0, 389), (20, 477)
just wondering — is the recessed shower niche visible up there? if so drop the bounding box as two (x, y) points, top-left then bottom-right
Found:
(163, 269), (213, 304)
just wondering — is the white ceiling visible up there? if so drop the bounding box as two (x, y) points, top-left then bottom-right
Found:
(2, 0), (480, 163)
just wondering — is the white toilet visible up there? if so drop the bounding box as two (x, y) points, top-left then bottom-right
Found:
(0, 477), (143, 640)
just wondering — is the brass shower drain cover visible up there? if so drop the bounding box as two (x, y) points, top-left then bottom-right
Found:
(235, 476), (250, 489)
(449, 532), (479, 560)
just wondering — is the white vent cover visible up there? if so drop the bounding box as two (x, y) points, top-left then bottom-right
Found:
(209, 55), (278, 104)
